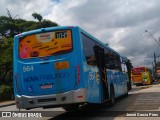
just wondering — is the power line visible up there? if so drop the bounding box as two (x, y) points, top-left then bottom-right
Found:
(145, 30), (160, 46)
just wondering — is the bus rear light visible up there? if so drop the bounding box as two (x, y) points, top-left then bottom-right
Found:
(74, 64), (81, 87)
(77, 95), (83, 99)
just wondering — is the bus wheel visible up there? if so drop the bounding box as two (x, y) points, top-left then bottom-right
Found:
(109, 86), (115, 107)
(127, 82), (130, 91)
(63, 105), (79, 111)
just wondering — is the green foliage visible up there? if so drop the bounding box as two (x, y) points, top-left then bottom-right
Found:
(32, 13), (43, 22)
(0, 12), (58, 38)
(41, 19), (59, 28)
(0, 38), (13, 85)
(0, 11), (58, 91)
(0, 85), (13, 101)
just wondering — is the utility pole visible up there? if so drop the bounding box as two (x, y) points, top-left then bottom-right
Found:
(154, 52), (157, 67)
(154, 52), (157, 80)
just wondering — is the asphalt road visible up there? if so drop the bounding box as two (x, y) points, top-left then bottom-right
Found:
(1, 83), (160, 120)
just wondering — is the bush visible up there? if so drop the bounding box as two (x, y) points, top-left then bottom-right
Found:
(0, 85), (13, 101)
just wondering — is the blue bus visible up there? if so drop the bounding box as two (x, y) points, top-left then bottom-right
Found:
(13, 26), (131, 111)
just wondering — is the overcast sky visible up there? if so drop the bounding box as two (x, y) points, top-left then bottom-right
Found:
(1, 0), (160, 68)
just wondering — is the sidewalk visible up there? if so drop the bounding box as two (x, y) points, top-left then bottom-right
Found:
(0, 100), (15, 108)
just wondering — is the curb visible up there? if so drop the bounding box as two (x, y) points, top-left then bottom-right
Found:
(0, 102), (15, 108)
(140, 86), (150, 89)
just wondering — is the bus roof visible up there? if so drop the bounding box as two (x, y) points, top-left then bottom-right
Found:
(15, 26), (122, 57)
(132, 66), (151, 70)
(15, 26), (75, 37)
(120, 55), (130, 61)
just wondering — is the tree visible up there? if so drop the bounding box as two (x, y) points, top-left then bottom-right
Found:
(0, 38), (13, 85)
(32, 13), (58, 28)
(41, 19), (59, 27)
(32, 13), (43, 22)
(0, 11), (58, 86)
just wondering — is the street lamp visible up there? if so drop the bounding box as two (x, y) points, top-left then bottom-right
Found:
(145, 30), (160, 46)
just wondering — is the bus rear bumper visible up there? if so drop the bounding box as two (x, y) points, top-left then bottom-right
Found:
(15, 88), (87, 109)
(133, 81), (142, 84)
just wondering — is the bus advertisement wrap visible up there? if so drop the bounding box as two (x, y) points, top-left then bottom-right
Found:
(19, 30), (72, 59)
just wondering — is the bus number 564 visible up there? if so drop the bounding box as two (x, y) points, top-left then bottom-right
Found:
(23, 66), (34, 72)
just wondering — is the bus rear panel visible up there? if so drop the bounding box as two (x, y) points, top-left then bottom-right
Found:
(14, 27), (86, 109)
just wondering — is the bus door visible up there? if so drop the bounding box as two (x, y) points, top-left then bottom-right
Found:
(126, 61), (132, 90)
(94, 45), (109, 101)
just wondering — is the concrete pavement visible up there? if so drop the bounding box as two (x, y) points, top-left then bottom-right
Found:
(0, 100), (15, 108)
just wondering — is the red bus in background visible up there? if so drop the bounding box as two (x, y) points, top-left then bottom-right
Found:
(131, 66), (152, 85)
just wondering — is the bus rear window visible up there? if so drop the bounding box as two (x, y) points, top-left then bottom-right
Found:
(19, 30), (72, 59)
(132, 67), (145, 75)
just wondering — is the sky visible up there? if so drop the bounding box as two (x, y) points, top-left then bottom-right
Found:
(1, 0), (160, 68)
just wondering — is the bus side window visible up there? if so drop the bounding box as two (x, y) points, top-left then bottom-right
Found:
(81, 33), (97, 66)
(121, 62), (128, 73)
(105, 50), (121, 71)
(105, 51), (114, 69)
(114, 56), (121, 71)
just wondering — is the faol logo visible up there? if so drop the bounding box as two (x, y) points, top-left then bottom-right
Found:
(36, 32), (54, 43)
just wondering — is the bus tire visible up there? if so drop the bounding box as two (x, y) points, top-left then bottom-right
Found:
(127, 82), (131, 91)
(109, 86), (115, 107)
(124, 91), (128, 97)
(62, 105), (79, 111)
